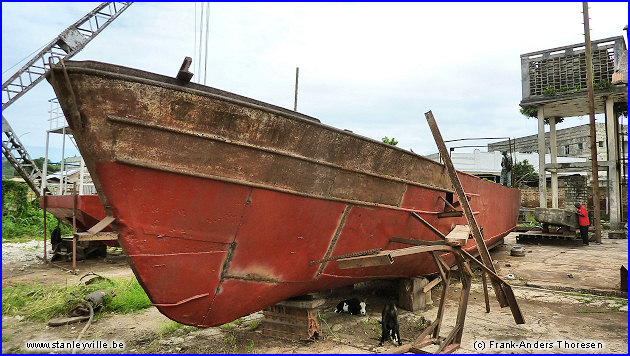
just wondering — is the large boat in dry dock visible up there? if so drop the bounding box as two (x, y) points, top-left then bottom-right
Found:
(46, 60), (520, 327)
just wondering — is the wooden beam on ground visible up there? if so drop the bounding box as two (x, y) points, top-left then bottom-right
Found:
(424, 110), (508, 308)
(337, 245), (454, 269)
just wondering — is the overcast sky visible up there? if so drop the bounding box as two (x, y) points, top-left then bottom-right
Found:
(2, 2), (628, 162)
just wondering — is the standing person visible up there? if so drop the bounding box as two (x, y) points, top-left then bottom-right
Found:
(500, 150), (513, 187)
(574, 202), (590, 245)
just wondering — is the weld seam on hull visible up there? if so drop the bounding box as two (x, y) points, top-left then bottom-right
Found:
(128, 251), (225, 257)
(316, 205), (352, 276)
(152, 293), (209, 307)
(222, 274), (279, 283)
(107, 114), (453, 194)
(115, 157), (450, 214)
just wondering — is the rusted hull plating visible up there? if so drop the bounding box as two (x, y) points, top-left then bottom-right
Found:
(47, 61), (520, 326)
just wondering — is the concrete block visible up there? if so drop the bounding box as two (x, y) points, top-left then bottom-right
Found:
(398, 277), (430, 312)
(534, 207), (578, 229)
(608, 231), (628, 239)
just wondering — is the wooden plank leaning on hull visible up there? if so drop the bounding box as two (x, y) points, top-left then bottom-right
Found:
(424, 111), (509, 308)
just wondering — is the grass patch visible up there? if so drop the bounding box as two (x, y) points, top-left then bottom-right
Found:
(247, 318), (261, 331)
(158, 320), (183, 335)
(246, 340), (255, 353)
(2, 277), (151, 322)
(220, 322), (235, 332)
(223, 332), (238, 353)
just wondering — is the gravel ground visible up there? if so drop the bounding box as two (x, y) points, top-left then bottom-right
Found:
(2, 240), (48, 273)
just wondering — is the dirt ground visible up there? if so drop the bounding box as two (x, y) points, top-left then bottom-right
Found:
(2, 232), (628, 354)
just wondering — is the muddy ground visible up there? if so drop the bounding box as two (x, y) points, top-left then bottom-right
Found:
(2, 232), (627, 354)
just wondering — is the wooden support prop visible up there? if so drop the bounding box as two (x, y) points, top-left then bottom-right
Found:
(423, 276), (442, 293)
(431, 252), (448, 281)
(438, 195), (457, 211)
(440, 343), (461, 354)
(337, 245), (454, 269)
(411, 212), (446, 239)
(453, 255), (472, 344)
(437, 211), (463, 218)
(432, 270), (451, 339)
(424, 110), (508, 308)
(390, 237), (445, 246)
(432, 251), (451, 273)
(87, 215), (116, 234)
(445, 225), (470, 247)
(481, 270), (490, 313)
(459, 248), (524, 324)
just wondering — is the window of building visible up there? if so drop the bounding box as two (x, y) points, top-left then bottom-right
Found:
(599, 141), (604, 147)
(577, 143), (583, 150)
(564, 145), (570, 155)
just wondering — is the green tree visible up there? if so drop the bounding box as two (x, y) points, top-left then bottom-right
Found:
(513, 159), (538, 187)
(2, 179), (72, 240)
(381, 136), (398, 146)
(519, 106), (564, 125)
(2, 157), (17, 178)
(32, 157), (60, 174)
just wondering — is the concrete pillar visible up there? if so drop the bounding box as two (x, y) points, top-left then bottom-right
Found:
(550, 117), (558, 208)
(537, 106), (547, 208)
(605, 97), (621, 229)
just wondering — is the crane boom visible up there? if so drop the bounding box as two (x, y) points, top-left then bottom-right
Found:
(2, 2), (132, 110)
(2, 2), (132, 196)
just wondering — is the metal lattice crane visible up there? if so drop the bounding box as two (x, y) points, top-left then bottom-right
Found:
(2, 2), (132, 196)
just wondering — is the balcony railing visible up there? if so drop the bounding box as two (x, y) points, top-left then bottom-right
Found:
(520, 36), (626, 101)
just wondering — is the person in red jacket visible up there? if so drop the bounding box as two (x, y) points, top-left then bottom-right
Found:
(574, 202), (590, 245)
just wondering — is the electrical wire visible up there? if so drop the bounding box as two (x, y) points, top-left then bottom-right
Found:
(194, 2), (197, 82)
(197, 3), (204, 84)
(203, 2), (210, 86)
(2, 43), (48, 76)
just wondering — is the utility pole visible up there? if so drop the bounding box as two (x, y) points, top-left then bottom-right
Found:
(294, 67), (299, 111)
(582, 2), (602, 243)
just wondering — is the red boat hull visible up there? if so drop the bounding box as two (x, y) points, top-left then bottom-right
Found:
(46, 60), (521, 327)
(97, 161), (518, 326)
